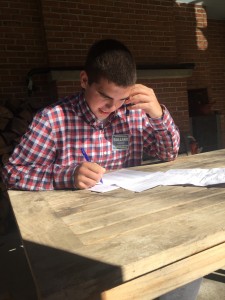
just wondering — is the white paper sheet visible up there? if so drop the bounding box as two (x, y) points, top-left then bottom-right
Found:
(88, 184), (120, 193)
(89, 169), (159, 193)
(88, 168), (225, 193)
(163, 168), (225, 186)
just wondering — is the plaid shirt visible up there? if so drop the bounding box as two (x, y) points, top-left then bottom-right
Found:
(2, 91), (180, 190)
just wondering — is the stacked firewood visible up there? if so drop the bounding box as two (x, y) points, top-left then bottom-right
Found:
(0, 98), (47, 234)
(0, 100), (38, 167)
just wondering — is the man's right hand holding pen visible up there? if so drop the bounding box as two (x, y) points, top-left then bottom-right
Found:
(74, 162), (106, 189)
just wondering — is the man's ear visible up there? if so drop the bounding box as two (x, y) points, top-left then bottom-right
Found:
(80, 71), (88, 89)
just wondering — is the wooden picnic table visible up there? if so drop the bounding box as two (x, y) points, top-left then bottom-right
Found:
(8, 149), (225, 299)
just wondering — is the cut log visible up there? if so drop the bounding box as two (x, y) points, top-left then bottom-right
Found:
(0, 105), (13, 119)
(0, 118), (10, 131)
(0, 105), (14, 130)
(1, 153), (10, 165)
(0, 145), (13, 156)
(17, 108), (34, 124)
(1, 132), (18, 145)
(10, 117), (29, 135)
(0, 135), (6, 148)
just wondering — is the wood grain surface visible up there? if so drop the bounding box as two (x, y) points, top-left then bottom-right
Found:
(8, 150), (225, 299)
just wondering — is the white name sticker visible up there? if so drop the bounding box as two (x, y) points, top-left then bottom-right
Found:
(112, 134), (129, 150)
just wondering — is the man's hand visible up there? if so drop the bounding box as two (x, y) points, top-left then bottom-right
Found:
(126, 84), (163, 118)
(74, 162), (106, 189)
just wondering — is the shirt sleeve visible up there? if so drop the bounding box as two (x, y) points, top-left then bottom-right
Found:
(143, 105), (180, 161)
(2, 112), (77, 190)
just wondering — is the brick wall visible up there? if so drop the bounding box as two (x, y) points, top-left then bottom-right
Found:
(174, 3), (210, 87)
(0, 0), (225, 145)
(174, 2), (225, 145)
(0, 0), (51, 106)
(208, 20), (225, 109)
(41, 0), (177, 66)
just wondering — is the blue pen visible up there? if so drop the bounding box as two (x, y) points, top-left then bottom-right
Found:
(81, 147), (91, 162)
(81, 148), (103, 184)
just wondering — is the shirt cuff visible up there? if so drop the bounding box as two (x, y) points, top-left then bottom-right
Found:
(148, 105), (174, 131)
(53, 165), (78, 189)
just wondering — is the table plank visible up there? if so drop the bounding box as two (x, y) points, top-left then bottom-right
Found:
(102, 242), (225, 300)
(8, 149), (225, 299)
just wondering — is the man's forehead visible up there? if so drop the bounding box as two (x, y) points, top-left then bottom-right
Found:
(96, 80), (133, 94)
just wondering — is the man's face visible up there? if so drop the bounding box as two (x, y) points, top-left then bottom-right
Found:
(80, 71), (134, 120)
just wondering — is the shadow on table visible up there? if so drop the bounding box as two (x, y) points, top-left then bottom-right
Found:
(24, 239), (123, 300)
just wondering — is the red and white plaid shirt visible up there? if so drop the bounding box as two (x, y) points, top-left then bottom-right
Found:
(2, 91), (180, 190)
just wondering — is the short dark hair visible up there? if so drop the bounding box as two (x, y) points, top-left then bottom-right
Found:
(84, 39), (137, 86)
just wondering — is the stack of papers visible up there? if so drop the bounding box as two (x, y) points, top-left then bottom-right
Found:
(89, 168), (225, 193)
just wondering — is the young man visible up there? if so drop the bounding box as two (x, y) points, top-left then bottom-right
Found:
(2, 39), (202, 300)
(2, 39), (179, 190)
